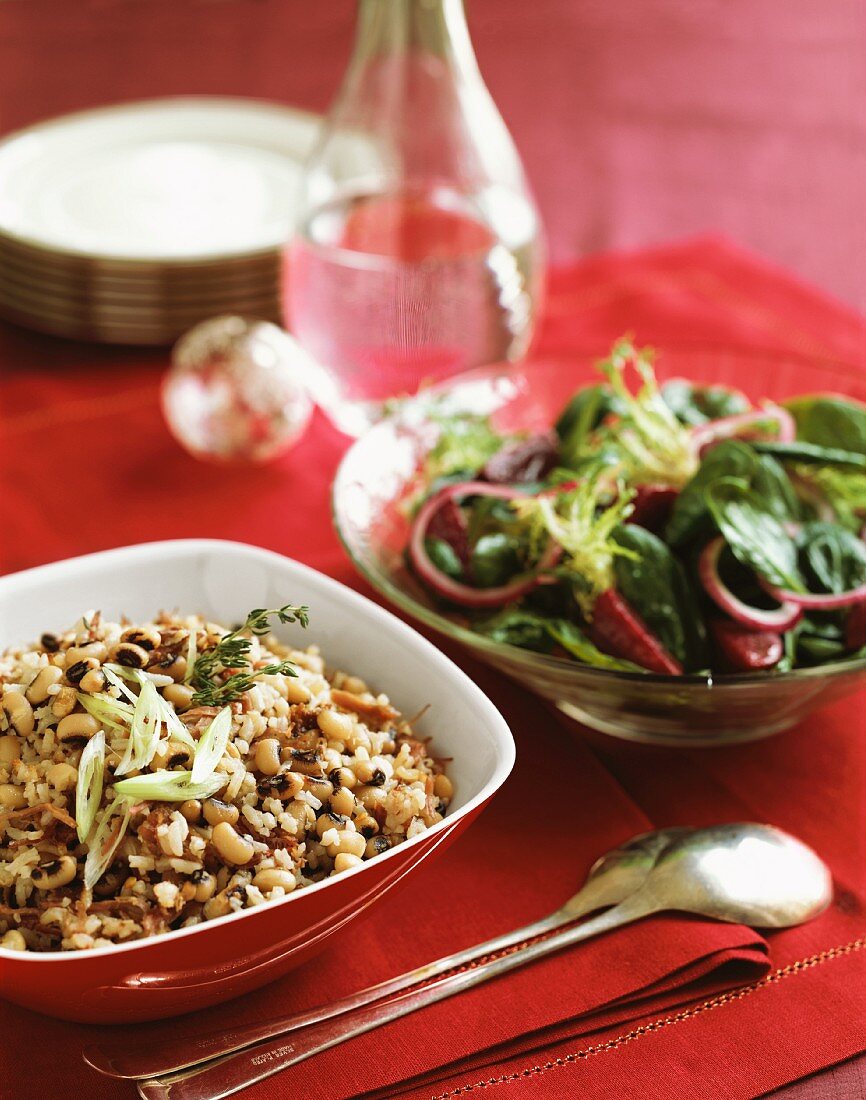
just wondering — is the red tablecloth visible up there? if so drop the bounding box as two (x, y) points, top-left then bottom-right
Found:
(1, 239), (865, 1100)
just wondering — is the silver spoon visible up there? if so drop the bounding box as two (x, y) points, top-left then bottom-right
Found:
(130, 823), (831, 1100)
(85, 826), (690, 1082)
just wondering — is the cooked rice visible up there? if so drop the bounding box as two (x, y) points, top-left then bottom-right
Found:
(0, 612), (451, 952)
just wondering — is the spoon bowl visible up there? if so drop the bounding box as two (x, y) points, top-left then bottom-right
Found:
(634, 823), (832, 928)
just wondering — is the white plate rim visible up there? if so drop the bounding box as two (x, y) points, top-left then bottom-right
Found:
(0, 96), (321, 267)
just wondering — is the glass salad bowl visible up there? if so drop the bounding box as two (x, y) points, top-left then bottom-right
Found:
(332, 350), (866, 745)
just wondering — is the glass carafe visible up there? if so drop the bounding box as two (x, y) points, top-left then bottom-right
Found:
(285, 0), (546, 436)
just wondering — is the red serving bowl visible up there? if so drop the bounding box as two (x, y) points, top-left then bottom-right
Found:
(0, 541), (514, 1022)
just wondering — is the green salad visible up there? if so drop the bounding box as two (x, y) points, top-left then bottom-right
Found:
(407, 339), (866, 675)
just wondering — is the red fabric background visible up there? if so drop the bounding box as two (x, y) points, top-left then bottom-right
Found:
(1, 240), (865, 1100)
(0, 0), (864, 310)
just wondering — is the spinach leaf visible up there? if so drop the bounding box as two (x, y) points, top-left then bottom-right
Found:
(555, 383), (613, 443)
(474, 608), (643, 671)
(661, 380), (750, 426)
(797, 634), (847, 663)
(474, 609), (554, 653)
(471, 533), (523, 588)
(786, 395), (866, 456)
(752, 454), (800, 522)
(667, 441), (758, 546)
(546, 618), (643, 672)
(612, 524), (706, 668)
(555, 384), (620, 468)
(423, 538), (463, 579)
(667, 442), (798, 546)
(796, 522), (866, 594)
(705, 478), (804, 591)
(753, 441), (866, 470)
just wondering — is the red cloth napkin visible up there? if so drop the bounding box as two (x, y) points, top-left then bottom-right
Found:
(1, 238), (865, 1100)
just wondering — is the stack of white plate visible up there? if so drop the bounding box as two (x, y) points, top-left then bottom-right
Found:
(0, 98), (321, 345)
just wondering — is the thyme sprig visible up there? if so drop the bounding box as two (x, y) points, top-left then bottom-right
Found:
(189, 604), (309, 706)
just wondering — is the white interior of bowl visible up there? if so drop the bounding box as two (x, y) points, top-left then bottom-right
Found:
(0, 540), (514, 959)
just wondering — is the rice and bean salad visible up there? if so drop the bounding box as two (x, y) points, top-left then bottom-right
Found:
(0, 605), (452, 952)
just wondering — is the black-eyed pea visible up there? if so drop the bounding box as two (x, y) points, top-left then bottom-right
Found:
(0, 929), (26, 951)
(316, 811), (347, 839)
(317, 708), (353, 741)
(2, 691), (33, 738)
(65, 657), (99, 686)
(0, 735), (21, 767)
(328, 766), (356, 790)
(365, 835), (391, 859)
(64, 642), (107, 667)
(254, 738), (281, 777)
(25, 665), (63, 704)
(283, 679), (311, 704)
(211, 821), (254, 865)
(56, 713), (101, 743)
(46, 762), (78, 792)
(112, 642), (149, 669)
(330, 786), (355, 817)
(252, 867), (297, 893)
(120, 626), (161, 651)
(180, 881), (197, 902)
(179, 799), (202, 823)
(333, 853), (364, 873)
(333, 831), (366, 859)
(434, 774), (454, 801)
(190, 869), (217, 903)
(203, 890), (233, 920)
(203, 798), (239, 827)
(0, 784), (25, 811)
(31, 855), (77, 890)
(340, 675), (368, 695)
(353, 811), (379, 838)
(162, 683), (194, 711)
(51, 687), (77, 719)
(158, 656), (188, 683)
(78, 668), (107, 694)
(304, 775), (334, 803)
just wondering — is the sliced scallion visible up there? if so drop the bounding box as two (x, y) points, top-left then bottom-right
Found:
(84, 795), (132, 891)
(101, 664), (139, 703)
(184, 628), (197, 684)
(112, 769), (227, 802)
(155, 693), (196, 750)
(77, 692), (134, 733)
(191, 707), (232, 783)
(115, 679), (162, 776)
(75, 728), (105, 844)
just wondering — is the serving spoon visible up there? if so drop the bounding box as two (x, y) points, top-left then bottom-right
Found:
(86, 825), (691, 1081)
(128, 824), (831, 1100)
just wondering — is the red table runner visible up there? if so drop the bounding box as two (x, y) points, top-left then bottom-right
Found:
(1, 238), (865, 1100)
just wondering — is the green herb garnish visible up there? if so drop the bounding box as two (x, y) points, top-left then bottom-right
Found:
(189, 605), (309, 707)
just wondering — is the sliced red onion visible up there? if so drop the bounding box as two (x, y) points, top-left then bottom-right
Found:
(409, 481), (561, 608)
(699, 537), (802, 631)
(691, 405), (796, 456)
(757, 575), (866, 610)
